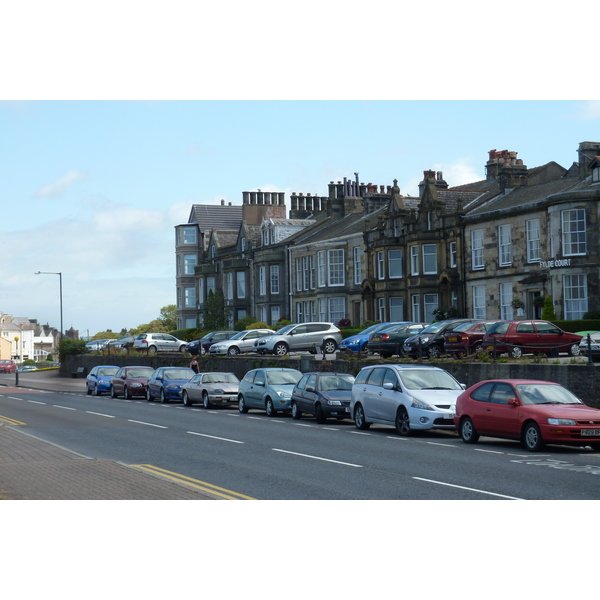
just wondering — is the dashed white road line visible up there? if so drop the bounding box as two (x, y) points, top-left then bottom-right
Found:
(413, 477), (524, 500)
(187, 431), (244, 444)
(128, 420), (167, 429)
(273, 448), (363, 467)
(85, 411), (115, 418)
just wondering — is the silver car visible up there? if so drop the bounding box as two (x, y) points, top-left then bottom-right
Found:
(181, 372), (240, 408)
(133, 333), (187, 354)
(209, 329), (275, 355)
(253, 322), (342, 356)
(238, 368), (303, 416)
(350, 364), (465, 436)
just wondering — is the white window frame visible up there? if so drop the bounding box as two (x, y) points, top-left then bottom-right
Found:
(389, 297), (404, 321)
(526, 219), (540, 263)
(296, 301), (303, 323)
(296, 258), (302, 292)
(237, 271), (246, 299)
(498, 224), (512, 266)
(318, 298), (327, 321)
(270, 265), (280, 294)
(388, 250), (402, 279)
(423, 293), (438, 322)
(410, 246), (419, 276)
(564, 274), (588, 319)
(377, 251), (385, 280)
(183, 227), (197, 244)
(449, 241), (457, 268)
(328, 297), (345, 324)
(499, 283), (513, 320)
(411, 295), (420, 322)
(309, 255), (315, 289)
(472, 285), (486, 320)
(327, 249), (345, 287)
(271, 305), (280, 324)
(353, 246), (362, 285)
(471, 229), (484, 270)
(422, 244), (437, 275)
(562, 209), (586, 256)
(377, 298), (386, 322)
(259, 266), (266, 296)
(206, 277), (215, 296)
(302, 256), (309, 291)
(227, 272), (233, 300)
(184, 286), (196, 308)
(198, 278), (204, 306)
(317, 251), (326, 288)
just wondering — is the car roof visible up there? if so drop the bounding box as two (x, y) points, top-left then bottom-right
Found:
(473, 379), (560, 385)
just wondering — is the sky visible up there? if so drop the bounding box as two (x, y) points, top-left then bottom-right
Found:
(1, 3), (598, 339)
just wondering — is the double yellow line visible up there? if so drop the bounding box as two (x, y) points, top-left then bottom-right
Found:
(0, 415), (25, 426)
(131, 464), (255, 500)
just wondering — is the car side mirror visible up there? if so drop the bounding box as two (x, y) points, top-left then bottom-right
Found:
(383, 382), (394, 390)
(460, 383), (467, 389)
(306, 386), (315, 392)
(255, 380), (265, 386)
(288, 331), (295, 335)
(507, 397), (519, 406)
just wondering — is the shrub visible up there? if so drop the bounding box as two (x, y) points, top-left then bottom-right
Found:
(276, 318), (292, 328)
(234, 316), (257, 331)
(541, 296), (557, 321)
(246, 321), (270, 330)
(59, 339), (88, 361)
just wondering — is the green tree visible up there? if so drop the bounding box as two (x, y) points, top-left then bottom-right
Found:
(541, 296), (557, 321)
(59, 339), (88, 361)
(158, 304), (177, 331)
(202, 291), (229, 330)
(91, 331), (119, 341)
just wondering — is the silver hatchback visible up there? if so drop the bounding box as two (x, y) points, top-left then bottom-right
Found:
(253, 322), (342, 356)
(209, 329), (275, 355)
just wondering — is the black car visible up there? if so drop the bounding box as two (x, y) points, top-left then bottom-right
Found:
(403, 319), (481, 359)
(291, 372), (355, 423)
(368, 322), (428, 358)
(185, 331), (236, 355)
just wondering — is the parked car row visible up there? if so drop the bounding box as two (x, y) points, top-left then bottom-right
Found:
(84, 359), (600, 452)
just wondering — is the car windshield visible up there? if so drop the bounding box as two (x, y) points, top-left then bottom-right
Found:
(228, 331), (247, 340)
(127, 368), (154, 378)
(516, 384), (584, 405)
(419, 321), (451, 334)
(202, 373), (239, 384)
(98, 367), (118, 376)
(163, 369), (194, 380)
(398, 369), (462, 390)
(318, 375), (355, 391)
(266, 370), (302, 385)
(275, 325), (295, 335)
(361, 323), (388, 335)
(487, 322), (509, 335)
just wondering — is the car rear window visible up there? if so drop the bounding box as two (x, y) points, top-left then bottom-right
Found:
(487, 322), (509, 335)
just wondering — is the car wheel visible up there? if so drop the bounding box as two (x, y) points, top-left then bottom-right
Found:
(182, 390), (191, 407)
(123, 387), (130, 400)
(238, 395), (248, 413)
(110, 386), (116, 398)
(86, 384), (91, 396)
(227, 346), (240, 356)
(428, 344), (442, 359)
(265, 397), (276, 416)
(203, 391), (211, 409)
(459, 417), (480, 443)
(568, 342), (581, 357)
(510, 345), (523, 359)
(323, 340), (337, 354)
(148, 345), (158, 355)
(146, 388), (153, 402)
(354, 404), (370, 430)
(472, 342), (483, 354)
(160, 388), (168, 404)
(523, 422), (545, 452)
(291, 401), (302, 420)
(274, 342), (288, 356)
(395, 406), (411, 436)
(178, 345), (186, 352)
(315, 404), (326, 424)
(94, 385), (100, 396)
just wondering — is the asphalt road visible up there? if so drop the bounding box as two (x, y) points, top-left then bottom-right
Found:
(1, 380), (599, 500)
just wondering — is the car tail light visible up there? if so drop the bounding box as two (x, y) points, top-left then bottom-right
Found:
(461, 333), (469, 341)
(142, 340), (148, 344)
(382, 334), (390, 341)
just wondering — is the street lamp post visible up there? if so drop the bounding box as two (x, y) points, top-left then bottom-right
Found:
(35, 271), (63, 340)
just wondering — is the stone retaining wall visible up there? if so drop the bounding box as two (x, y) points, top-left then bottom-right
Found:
(61, 354), (600, 408)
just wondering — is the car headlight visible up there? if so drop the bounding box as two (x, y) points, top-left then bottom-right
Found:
(410, 397), (434, 411)
(131, 382), (142, 388)
(213, 388), (224, 394)
(166, 385), (180, 391)
(98, 379), (110, 385)
(326, 399), (342, 406)
(277, 391), (291, 398)
(547, 418), (576, 426)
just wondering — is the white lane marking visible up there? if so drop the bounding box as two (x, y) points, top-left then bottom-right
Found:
(386, 436), (409, 440)
(294, 423), (315, 428)
(128, 420), (167, 429)
(247, 417), (262, 420)
(426, 442), (456, 448)
(273, 448), (363, 468)
(85, 411), (115, 418)
(226, 413), (240, 417)
(475, 449), (505, 455)
(187, 431), (244, 444)
(413, 477), (524, 500)
(350, 431), (371, 436)
(27, 400), (46, 405)
(53, 405), (76, 410)
(270, 419), (285, 423)
(9, 397), (24, 401)
(322, 427), (340, 431)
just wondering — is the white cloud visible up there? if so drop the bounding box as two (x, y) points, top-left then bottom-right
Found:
(574, 101), (600, 120)
(34, 170), (89, 198)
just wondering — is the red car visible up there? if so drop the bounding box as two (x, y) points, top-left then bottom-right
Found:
(444, 320), (507, 356)
(482, 320), (582, 358)
(110, 365), (156, 399)
(454, 379), (600, 451)
(0, 359), (17, 373)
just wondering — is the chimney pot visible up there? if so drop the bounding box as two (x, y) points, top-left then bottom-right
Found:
(221, 199), (225, 205)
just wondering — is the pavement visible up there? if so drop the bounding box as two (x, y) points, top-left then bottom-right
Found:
(0, 370), (218, 500)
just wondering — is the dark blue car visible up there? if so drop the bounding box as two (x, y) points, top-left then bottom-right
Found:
(146, 366), (196, 403)
(291, 372), (356, 422)
(86, 365), (119, 396)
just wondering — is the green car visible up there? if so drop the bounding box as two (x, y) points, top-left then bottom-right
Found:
(238, 368), (303, 416)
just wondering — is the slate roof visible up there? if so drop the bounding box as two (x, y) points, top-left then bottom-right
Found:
(188, 204), (243, 231)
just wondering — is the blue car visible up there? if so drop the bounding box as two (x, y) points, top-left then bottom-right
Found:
(238, 368), (303, 416)
(338, 322), (410, 353)
(146, 366), (196, 403)
(86, 365), (119, 396)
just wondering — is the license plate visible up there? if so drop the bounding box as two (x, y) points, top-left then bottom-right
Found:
(581, 429), (600, 436)
(447, 336), (459, 342)
(445, 413), (454, 420)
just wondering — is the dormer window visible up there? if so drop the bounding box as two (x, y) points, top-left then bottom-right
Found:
(270, 228), (276, 244)
(262, 230), (269, 246)
(210, 244), (215, 259)
(593, 166), (600, 183)
(241, 238), (246, 253)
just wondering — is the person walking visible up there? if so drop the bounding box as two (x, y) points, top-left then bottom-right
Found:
(189, 356), (199, 373)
